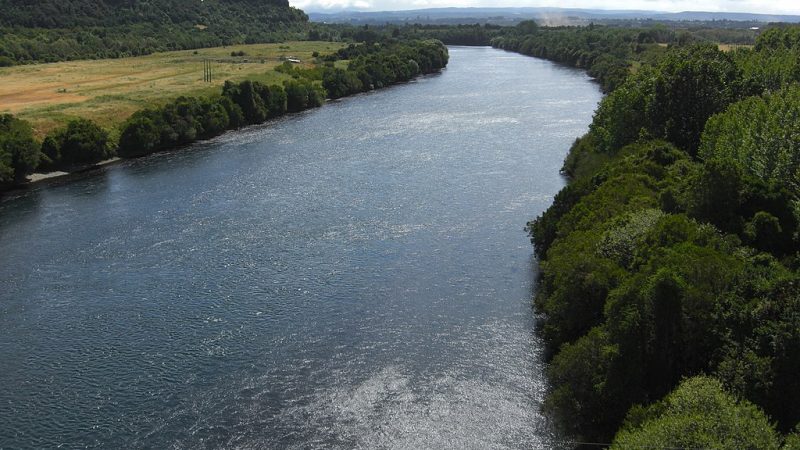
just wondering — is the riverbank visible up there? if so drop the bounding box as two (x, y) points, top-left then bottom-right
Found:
(24, 158), (120, 183)
(522, 28), (800, 448)
(0, 41), (345, 139)
(1, 39), (450, 190)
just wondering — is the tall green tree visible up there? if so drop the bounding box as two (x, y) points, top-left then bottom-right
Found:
(0, 114), (40, 184)
(611, 376), (781, 450)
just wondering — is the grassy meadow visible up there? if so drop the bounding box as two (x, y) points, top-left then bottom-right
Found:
(0, 41), (345, 138)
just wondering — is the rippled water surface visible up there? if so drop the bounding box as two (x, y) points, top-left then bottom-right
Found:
(0, 47), (601, 448)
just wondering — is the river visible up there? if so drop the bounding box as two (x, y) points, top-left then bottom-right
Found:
(0, 46), (601, 449)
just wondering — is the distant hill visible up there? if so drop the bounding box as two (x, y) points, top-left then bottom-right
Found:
(0, 0), (309, 64)
(0, 0), (307, 29)
(308, 7), (800, 26)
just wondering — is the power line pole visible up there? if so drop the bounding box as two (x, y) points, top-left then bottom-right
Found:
(203, 59), (212, 83)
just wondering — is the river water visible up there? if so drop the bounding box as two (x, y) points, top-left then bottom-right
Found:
(0, 47), (601, 448)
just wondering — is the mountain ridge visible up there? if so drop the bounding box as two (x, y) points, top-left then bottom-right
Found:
(308, 7), (800, 24)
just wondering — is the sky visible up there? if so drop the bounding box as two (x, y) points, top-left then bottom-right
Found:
(289, 0), (800, 15)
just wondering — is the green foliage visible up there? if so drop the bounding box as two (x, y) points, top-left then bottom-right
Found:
(611, 376), (782, 450)
(733, 47), (800, 93)
(784, 426), (800, 450)
(41, 118), (113, 169)
(490, 24), (665, 92)
(114, 40), (448, 161)
(648, 45), (741, 154)
(0, 114), (40, 185)
(589, 67), (656, 153)
(714, 267), (800, 431)
(538, 230), (626, 352)
(590, 44), (741, 155)
(528, 175), (595, 259)
(597, 209), (665, 268)
(119, 96), (233, 158)
(546, 326), (621, 439)
(322, 40), (448, 99)
(528, 21), (800, 448)
(322, 67), (363, 99)
(284, 79), (324, 112)
(0, 0), (308, 64)
(529, 136), (796, 443)
(701, 85), (800, 198)
(118, 116), (161, 158)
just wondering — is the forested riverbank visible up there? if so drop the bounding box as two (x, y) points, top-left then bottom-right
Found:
(515, 25), (800, 448)
(0, 39), (448, 190)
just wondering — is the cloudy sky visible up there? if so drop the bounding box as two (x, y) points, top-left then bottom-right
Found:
(289, 0), (800, 15)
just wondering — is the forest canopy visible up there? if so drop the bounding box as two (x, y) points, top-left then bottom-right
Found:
(521, 24), (800, 447)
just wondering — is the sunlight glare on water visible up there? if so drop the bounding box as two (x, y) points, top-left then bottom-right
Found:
(0, 47), (601, 449)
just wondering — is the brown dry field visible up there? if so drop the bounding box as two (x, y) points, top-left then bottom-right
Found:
(0, 41), (344, 138)
(718, 43), (755, 52)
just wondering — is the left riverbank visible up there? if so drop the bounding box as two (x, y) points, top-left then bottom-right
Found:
(1, 39), (449, 193)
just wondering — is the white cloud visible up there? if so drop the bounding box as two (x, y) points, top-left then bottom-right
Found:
(291, 0), (800, 14)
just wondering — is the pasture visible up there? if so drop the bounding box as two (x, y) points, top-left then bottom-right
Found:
(0, 41), (344, 137)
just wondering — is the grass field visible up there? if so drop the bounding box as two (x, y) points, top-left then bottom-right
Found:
(718, 44), (754, 52)
(0, 41), (345, 138)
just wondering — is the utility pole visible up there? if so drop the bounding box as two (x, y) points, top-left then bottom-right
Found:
(203, 59), (212, 83)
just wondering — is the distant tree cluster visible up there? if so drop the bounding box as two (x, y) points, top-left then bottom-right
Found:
(490, 21), (668, 92)
(322, 40), (449, 99)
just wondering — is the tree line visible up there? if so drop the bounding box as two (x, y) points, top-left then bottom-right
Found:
(0, 39), (448, 189)
(525, 26), (800, 448)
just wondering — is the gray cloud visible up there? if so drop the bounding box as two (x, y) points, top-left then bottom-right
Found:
(291, 0), (800, 14)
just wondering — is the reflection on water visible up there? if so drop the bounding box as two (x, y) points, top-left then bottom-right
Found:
(0, 47), (601, 448)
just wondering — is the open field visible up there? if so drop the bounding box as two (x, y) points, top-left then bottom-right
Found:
(0, 41), (345, 138)
(718, 43), (754, 52)
(656, 43), (754, 52)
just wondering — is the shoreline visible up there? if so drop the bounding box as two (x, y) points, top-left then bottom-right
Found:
(24, 157), (121, 184)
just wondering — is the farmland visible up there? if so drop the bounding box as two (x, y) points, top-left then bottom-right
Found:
(0, 41), (344, 138)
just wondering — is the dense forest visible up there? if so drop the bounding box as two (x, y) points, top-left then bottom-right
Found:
(510, 24), (800, 448)
(0, 0), (308, 64)
(0, 39), (449, 188)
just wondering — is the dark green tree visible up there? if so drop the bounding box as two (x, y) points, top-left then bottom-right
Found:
(0, 114), (40, 184)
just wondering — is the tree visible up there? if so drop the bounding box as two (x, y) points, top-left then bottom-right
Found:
(611, 376), (781, 450)
(0, 114), (40, 184)
(118, 115), (161, 157)
(54, 118), (113, 165)
(647, 44), (741, 154)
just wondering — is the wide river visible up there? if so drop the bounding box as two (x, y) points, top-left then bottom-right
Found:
(0, 47), (601, 448)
